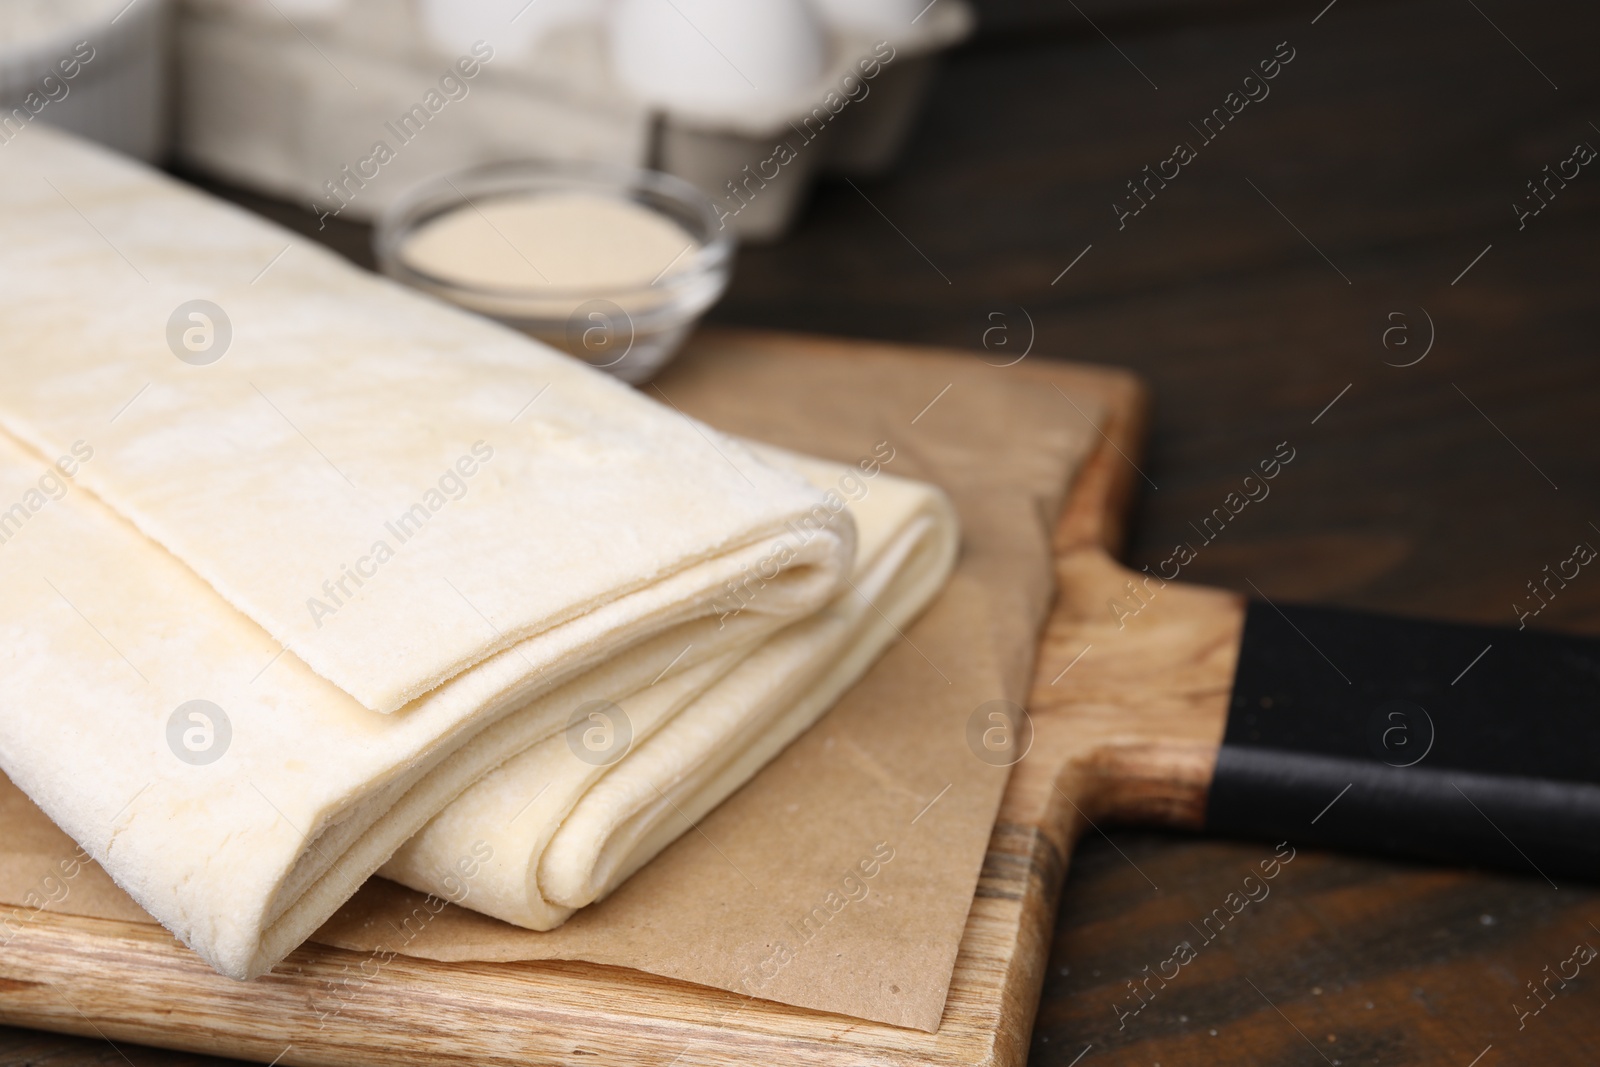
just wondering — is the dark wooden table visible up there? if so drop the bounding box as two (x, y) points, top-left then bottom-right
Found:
(6, 0), (1598, 1063)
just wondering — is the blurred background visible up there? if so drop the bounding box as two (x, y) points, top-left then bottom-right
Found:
(4, 0), (1599, 1064)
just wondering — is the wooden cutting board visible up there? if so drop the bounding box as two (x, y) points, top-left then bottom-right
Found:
(0, 332), (1238, 1067)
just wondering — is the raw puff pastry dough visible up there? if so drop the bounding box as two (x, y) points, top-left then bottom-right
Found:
(0, 129), (855, 978)
(382, 448), (959, 929)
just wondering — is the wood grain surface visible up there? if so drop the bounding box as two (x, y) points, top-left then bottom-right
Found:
(7, 0), (1600, 1062)
(722, 3), (1600, 1063)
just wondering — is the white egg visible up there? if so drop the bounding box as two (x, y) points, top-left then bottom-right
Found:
(416, 0), (603, 59)
(608, 0), (827, 115)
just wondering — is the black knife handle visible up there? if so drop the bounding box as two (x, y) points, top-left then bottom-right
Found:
(1204, 601), (1600, 884)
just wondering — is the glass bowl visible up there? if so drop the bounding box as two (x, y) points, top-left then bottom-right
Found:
(375, 160), (734, 384)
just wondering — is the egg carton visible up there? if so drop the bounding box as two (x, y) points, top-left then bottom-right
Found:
(169, 0), (972, 240)
(0, 0), (171, 162)
(650, 2), (971, 239)
(174, 0), (649, 231)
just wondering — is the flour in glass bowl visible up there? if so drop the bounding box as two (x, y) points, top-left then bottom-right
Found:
(399, 191), (703, 294)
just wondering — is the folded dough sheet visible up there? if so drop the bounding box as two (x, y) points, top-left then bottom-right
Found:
(383, 447), (958, 928)
(0, 128), (942, 979)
